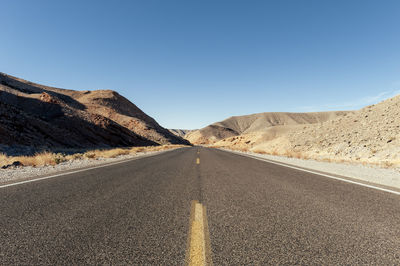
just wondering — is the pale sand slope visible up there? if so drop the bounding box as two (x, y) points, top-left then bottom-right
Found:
(186, 111), (351, 144)
(214, 95), (400, 169)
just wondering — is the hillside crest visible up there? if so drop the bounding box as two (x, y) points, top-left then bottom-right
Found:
(0, 72), (189, 155)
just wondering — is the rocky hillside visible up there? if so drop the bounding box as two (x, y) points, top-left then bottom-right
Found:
(186, 111), (350, 144)
(213, 95), (400, 167)
(168, 129), (194, 138)
(0, 73), (189, 155)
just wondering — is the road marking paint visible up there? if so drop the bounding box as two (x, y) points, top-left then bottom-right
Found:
(186, 201), (212, 266)
(196, 158), (200, 164)
(222, 149), (400, 196)
(0, 149), (178, 189)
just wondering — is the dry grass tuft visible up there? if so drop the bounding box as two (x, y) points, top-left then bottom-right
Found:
(271, 150), (280, 156)
(0, 152), (58, 167)
(252, 149), (267, 154)
(209, 145), (400, 170)
(0, 145), (189, 168)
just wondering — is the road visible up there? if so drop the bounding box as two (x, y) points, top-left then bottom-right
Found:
(1, 147), (399, 264)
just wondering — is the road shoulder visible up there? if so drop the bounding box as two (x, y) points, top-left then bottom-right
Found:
(219, 148), (400, 193)
(0, 148), (185, 187)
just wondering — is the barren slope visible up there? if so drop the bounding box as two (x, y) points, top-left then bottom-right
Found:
(186, 111), (350, 144)
(214, 95), (400, 167)
(168, 129), (194, 138)
(0, 73), (189, 155)
(271, 95), (400, 165)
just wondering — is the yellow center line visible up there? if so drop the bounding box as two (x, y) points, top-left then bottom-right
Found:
(196, 158), (200, 164)
(186, 201), (212, 266)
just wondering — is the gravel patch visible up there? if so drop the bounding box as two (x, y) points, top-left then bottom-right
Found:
(0, 149), (171, 185)
(220, 148), (400, 190)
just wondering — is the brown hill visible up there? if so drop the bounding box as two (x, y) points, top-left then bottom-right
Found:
(0, 73), (189, 155)
(186, 111), (350, 144)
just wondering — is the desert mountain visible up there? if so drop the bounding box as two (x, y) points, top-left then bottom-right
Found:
(255, 95), (400, 164)
(186, 111), (350, 144)
(213, 95), (400, 166)
(0, 72), (189, 155)
(168, 129), (194, 138)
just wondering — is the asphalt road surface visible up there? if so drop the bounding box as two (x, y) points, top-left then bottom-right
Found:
(1, 147), (399, 264)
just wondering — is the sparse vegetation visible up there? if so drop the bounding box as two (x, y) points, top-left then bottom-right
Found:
(0, 152), (58, 167)
(0, 145), (187, 168)
(213, 145), (400, 170)
(252, 149), (267, 154)
(249, 148), (400, 169)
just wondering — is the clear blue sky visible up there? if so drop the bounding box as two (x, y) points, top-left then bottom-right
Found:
(2, 0), (400, 129)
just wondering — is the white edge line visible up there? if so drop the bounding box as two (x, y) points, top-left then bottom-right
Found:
(0, 149), (178, 189)
(221, 149), (400, 196)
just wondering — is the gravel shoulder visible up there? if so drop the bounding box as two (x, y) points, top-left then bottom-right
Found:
(220, 148), (400, 190)
(0, 148), (180, 185)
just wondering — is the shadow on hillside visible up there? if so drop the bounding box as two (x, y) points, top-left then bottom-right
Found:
(0, 73), (87, 110)
(0, 91), (157, 156)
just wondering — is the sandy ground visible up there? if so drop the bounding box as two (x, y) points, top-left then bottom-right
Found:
(220, 148), (400, 190)
(0, 149), (175, 185)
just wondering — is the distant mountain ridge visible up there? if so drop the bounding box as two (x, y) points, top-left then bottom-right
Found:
(211, 95), (400, 167)
(185, 111), (351, 144)
(168, 129), (194, 138)
(0, 72), (189, 155)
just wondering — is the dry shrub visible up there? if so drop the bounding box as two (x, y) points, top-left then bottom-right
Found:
(0, 153), (8, 165)
(320, 157), (332, 162)
(0, 145), (189, 168)
(71, 153), (83, 160)
(82, 145), (188, 159)
(84, 152), (97, 159)
(284, 150), (301, 159)
(336, 158), (348, 164)
(382, 161), (394, 168)
(270, 149), (280, 156)
(94, 148), (131, 158)
(253, 149), (267, 154)
(208, 145), (223, 149)
(0, 152), (59, 167)
(277, 150), (311, 160)
(134, 147), (145, 153)
(53, 153), (67, 164)
(24, 152), (58, 166)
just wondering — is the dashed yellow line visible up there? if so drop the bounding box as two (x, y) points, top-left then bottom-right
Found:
(196, 158), (200, 164)
(186, 201), (212, 266)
